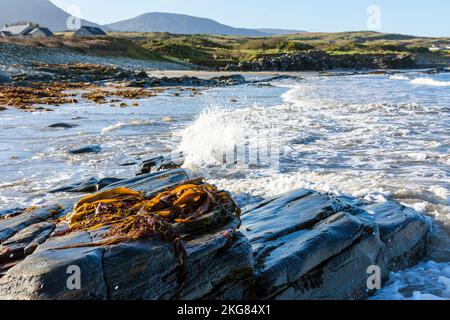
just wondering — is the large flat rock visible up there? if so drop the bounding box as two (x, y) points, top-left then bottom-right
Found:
(0, 169), (254, 300)
(0, 168), (430, 300)
(241, 189), (430, 300)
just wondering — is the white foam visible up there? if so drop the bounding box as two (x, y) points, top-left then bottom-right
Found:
(372, 261), (450, 300)
(390, 75), (409, 81)
(410, 77), (450, 87)
(101, 120), (155, 134)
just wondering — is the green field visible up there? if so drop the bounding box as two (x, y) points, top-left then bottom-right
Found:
(1, 30), (449, 68)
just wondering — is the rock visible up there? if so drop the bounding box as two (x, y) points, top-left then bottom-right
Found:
(241, 189), (429, 300)
(233, 51), (418, 72)
(0, 106), (7, 111)
(107, 169), (190, 194)
(68, 145), (102, 155)
(0, 205), (63, 244)
(136, 152), (185, 176)
(0, 222), (55, 264)
(147, 75), (247, 87)
(0, 231), (108, 300)
(48, 123), (79, 129)
(50, 177), (124, 193)
(0, 165), (431, 300)
(0, 168), (253, 300)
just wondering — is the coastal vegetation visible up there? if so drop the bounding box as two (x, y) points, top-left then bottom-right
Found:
(1, 30), (449, 68)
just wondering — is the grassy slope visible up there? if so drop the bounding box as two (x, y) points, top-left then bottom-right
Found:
(1, 31), (449, 67)
(127, 31), (450, 67)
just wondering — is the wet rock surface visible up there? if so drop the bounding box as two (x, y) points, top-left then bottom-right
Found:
(48, 123), (80, 129)
(68, 144), (102, 155)
(241, 190), (430, 300)
(0, 166), (430, 300)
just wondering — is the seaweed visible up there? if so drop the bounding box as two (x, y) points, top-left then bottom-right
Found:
(57, 180), (241, 262)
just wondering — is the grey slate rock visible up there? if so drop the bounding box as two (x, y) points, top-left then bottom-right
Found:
(68, 145), (102, 155)
(241, 189), (429, 300)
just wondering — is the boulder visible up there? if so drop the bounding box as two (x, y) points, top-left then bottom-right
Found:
(68, 145), (102, 155)
(48, 123), (79, 129)
(136, 152), (185, 176)
(0, 167), (430, 300)
(241, 189), (430, 300)
(0, 168), (254, 300)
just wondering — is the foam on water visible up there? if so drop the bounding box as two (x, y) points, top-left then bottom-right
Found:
(101, 119), (156, 134)
(175, 72), (449, 299)
(411, 77), (450, 87)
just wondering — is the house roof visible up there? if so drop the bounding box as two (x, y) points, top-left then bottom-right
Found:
(0, 24), (33, 36)
(27, 27), (54, 36)
(75, 26), (107, 35)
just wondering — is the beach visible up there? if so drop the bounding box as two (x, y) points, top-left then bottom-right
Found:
(0, 67), (449, 299)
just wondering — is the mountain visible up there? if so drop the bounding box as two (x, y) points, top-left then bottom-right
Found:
(256, 28), (306, 35)
(0, 0), (102, 31)
(106, 12), (270, 36)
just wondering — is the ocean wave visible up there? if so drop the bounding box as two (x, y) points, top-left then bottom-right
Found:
(410, 77), (450, 87)
(390, 74), (410, 81)
(101, 120), (156, 134)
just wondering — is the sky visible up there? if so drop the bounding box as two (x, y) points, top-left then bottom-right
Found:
(50, 0), (450, 37)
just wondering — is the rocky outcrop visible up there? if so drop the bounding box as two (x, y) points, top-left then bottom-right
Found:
(0, 169), (254, 300)
(241, 190), (430, 300)
(228, 50), (418, 72)
(0, 169), (430, 300)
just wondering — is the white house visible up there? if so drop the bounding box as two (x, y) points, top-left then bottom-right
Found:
(429, 44), (450, 52)
(73, 26), (107, 37)
(0, 23), (54, 38)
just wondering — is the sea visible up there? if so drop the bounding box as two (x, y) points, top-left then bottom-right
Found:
(0, 70), (449, 299)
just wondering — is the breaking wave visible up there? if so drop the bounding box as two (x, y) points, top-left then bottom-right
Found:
(410, 77), (450, 87)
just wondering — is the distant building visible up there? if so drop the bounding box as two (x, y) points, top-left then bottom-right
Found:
(0, 23), (34, 36)
(429, 44), (450, 52)
(0, 23), (54, 38)
(27, 27), (54, 38)
(0, 31), (12, 37)
(73, 26), (107, 37)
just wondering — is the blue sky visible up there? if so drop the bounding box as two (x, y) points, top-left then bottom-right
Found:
(50, 0), (450, 37)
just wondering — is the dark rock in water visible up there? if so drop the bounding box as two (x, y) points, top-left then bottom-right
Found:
(147, 75), (247, 87)
(119, 161), (137, 167)
(422, 67), (450, 75)
(136, 152), (185, 176)
(68, 145), (102, 155)
(241, 189), (429, 300)
(48, 123), (79, 129)
(50, 177), (124, 193)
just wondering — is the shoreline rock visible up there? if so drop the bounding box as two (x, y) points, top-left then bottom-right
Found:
(0, 165), (430, 300)
(226, 50), (419, 72)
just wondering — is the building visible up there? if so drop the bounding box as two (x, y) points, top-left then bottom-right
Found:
(73, 26), (107, 37)
(0, 23), (54, 38)
(429, 44), (450, 52)
(0, 23), (34, 37)
(27, 27), (54, 38)
(0, 31), (12, 37)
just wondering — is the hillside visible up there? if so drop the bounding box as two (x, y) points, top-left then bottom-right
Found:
(106, 12), (270, 36)
(0, 0), (102, 31)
